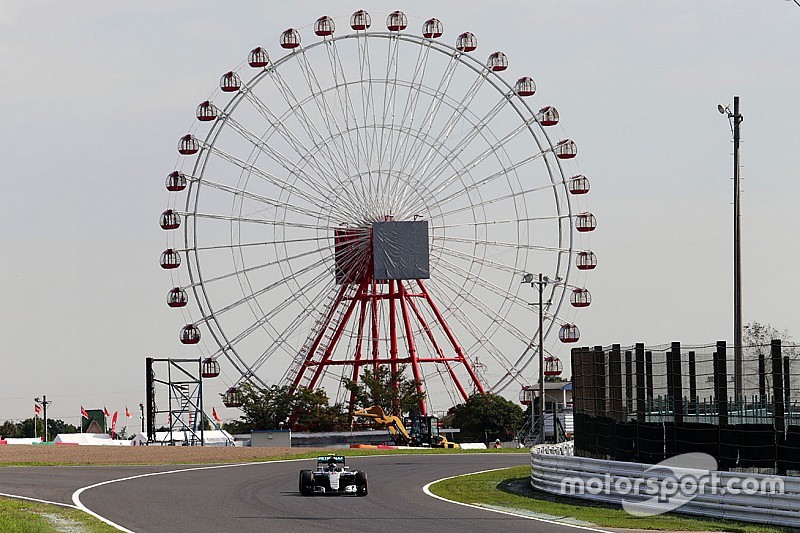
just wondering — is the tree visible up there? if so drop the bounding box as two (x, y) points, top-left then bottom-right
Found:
(48, 419), (78, 437)
(743, 321), (794, 347)
(449, 393), (525, 443)
(223, 383), (347, 432)
(342, 365), (426, 417)
(0, 420), (20, 438)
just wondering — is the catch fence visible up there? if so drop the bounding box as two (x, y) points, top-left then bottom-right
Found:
(571, 340), (800, 474)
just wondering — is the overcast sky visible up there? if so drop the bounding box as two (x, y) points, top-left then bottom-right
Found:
(1, 1), (798, 427)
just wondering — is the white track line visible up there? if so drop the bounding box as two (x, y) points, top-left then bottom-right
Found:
(0, 492), (77, 508)
(422, 467), (613, 533)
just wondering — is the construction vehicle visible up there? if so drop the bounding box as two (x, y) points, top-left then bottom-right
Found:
(353, 405), (459, 448)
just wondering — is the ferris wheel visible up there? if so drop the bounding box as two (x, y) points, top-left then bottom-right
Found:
(160, 10), (596, 413)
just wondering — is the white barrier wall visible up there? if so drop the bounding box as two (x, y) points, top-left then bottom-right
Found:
(530, 443), (800, 528)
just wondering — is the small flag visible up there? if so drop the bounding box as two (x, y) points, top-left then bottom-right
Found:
(81, 406), (89, 419)
(125, 406), (131, 418)
(103, 406), (111, 417)
(111, 411), (118, 435)
(212, 407), (221, 423)
(35, 404), (42, 416)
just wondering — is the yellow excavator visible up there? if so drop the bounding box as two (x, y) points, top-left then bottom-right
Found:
(353, 405), (459, 448)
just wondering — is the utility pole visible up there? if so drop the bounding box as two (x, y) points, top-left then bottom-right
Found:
(719, 96), (744, 400)
(34, 396), (52, 441)
(732, 96), (743, 400)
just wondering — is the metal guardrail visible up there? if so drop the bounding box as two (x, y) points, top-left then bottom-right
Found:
(530, 444), (800, 528)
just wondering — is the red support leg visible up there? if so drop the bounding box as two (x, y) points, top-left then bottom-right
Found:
(406, 294), (470, 402)
(417, 280), (486, 394)
(397, 281), (427, 415)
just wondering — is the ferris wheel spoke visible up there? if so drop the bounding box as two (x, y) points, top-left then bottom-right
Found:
(195, 176), (330, 221)
(268, 70), (349, 175)
(415, 122), (538, 212)
(241, 89), (352, 195)
(234, 270), (338, 375)
(263, 71), (373, 216)
(430, 242), (524, 278)
(249, 279), (345, 378)
(432, 182), (566, 220)
(200, 142), (340, 215)
(201, 255), (333, 343)
(221, 115), (347, 203)
(432, 256), (534, 322)
(191, 241), (335, 289)
(295, 50), (365, 197)
(434, 234), (569, 254)
(424, 276), (526, 385)
(326, 41), (373, 202)
(187, 211), (333, 232)
(420, 148), (548, 215)
(395, 55), (460, 183)
(385, 42), (433, 207)
(358, 35), (380, 198)
(376, 34), (400, 180)
(403, 65), (490, 188)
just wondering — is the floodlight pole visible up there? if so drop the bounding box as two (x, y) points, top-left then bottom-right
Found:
(536, 274), (545, 444)
(732, 96), (743, 401)
(34, 396), (52, 442)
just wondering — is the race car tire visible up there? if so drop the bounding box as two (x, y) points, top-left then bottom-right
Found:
(299, 469), (314, 496)
(355, 471), (368, 496)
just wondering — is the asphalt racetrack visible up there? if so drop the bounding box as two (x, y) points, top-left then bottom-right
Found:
(1, 453), (606, 532)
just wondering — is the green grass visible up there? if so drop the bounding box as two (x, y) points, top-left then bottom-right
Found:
(427, 466), (795, 532)
(0, 446), (526, 467)
(0, 498), (117, 533)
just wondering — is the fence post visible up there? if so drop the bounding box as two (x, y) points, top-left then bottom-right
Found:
(610, 345), (623, 421)
(688, 350), (697, 415)
(625, 350), (633, 416)
(669, 342), (684, 424)
(714, 341), (728, 426)
(772, 339), (785, 475)
(784, 355), (791, 420)
(594, 346), (606, 417)
(645, 349), (654, 410)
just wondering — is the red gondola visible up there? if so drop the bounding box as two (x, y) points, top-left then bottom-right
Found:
(559, 324), (580, 343)
(160, 249), (181, 269)
(180, 324), (201, 344)
(568, 175), (590, 195)
(220, 71), (241, 92)
(422, 18), (443, 39)
(515, 76), (536, 97)
(314, 16), (335, 36)
(178, 135), (198, 155)
(537, 106), (559, 126)
(576, 212), (597, 232)
(487, 51), (508, 71)
(223, 387), (243, 408)
(576, 251), (597, 271)
(519, 385), (534, 405)
(570, 288), (592, 308)
(248, 47), (270, 68)
(554, 139), (577, 159)
(196, 101), (217, 122)
(543, 356), (563, 376)
(201, 357), (220, 378)
(456, 32), (477, 52)
(160, 209), (181, 230)
(165, 171), (187, 192)
(167, 287), (187, 308)
(386, 10), (407, 31)
(280, 28), (301, 49)
(350, 9), (371, 30)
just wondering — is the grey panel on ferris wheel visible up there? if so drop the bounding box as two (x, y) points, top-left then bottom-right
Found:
(372, 220), (430, 281)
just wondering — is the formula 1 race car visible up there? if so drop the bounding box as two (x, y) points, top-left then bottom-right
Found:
(299, 455), (368, 496)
